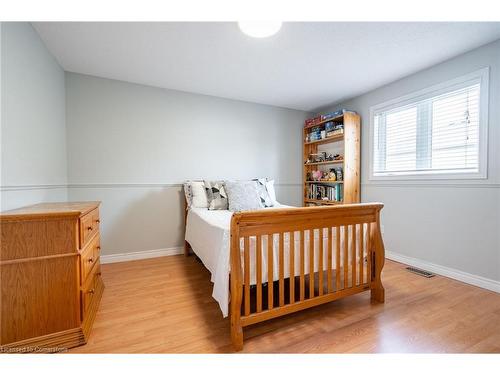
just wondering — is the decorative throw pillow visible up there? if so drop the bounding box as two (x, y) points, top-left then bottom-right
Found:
(224, 180), (262, 212)
(183, 182), (193, 207)
(184, 181), (209, 208)
(204, 180), (229, 210)
(265, 179), (277, 205)
(253, 178), (274, 207)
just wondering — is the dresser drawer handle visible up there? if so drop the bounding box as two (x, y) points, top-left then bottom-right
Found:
(87, 226), (93, 231)
(95, 219), (100, 224)
(96, 246), (101, 250)
(88, 257), (94, 263)
(96, 272), (102, 276)
(87, 289), (95, 295)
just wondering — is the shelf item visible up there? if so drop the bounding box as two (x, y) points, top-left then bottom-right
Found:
(304, 116), (345, 142)
(304, 109), (357, 129)
(305, 180), (343, 184)
(304, 199), (343, 205)
(304, 160), (343, 166)
(304, 115), (343, 129)
(304, 134), (343, 146)
(306, 182), (343, 201)
(303, 112), (360, 206)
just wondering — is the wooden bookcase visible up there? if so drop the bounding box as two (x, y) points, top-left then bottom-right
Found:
(303, 112), (360, 206)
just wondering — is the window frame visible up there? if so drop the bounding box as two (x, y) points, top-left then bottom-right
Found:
(369, 67), (489, 181)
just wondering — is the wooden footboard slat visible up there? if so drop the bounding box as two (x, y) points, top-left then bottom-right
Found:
(300, 230), (305, 301)
(267, 234), (273, 310)
(244, 236), (250, 316)
(279, 232), (285, 307)
(289, 231), (295, 304)
(352, 224), (357, 286)
(359, 223), (364, 285)
(309, 229), (315, 298)
(343, 226), (349, 288)
(335, 226), (340, 291)
(327, 227), (332, 293)
(318, 228), (324, 296)
(367, 223), (372, 284)
(256, 234), (263, 313)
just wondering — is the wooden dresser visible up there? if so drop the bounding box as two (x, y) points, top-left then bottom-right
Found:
(0, 202), (104, 352)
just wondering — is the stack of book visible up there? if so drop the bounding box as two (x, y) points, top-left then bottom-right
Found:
(308, 126), (322, 142)
(325, 121), (344, 137)
(308, 183), (342, 202)
(304, 116), (321, 127)
(320, 109), (355, 121)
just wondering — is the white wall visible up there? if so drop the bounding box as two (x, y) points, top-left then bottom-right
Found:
(65, 73), (309, 255)
(1, 23), (67, 210)
(318, 39), (500, 284)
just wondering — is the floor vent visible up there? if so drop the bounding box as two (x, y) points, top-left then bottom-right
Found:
(406, 266), (435, 278)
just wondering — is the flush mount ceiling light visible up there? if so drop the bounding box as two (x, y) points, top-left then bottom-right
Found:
(238, 21), (282, 38)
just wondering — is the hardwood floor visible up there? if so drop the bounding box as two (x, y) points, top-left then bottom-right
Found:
(69, 255), (500, 353)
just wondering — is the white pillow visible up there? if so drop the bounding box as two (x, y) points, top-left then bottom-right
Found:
(253, 178), (274, 207)
(188, 181), (209, 208)
(265, 179), (277, 205)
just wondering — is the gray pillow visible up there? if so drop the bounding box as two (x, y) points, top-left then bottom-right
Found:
(204, 180), (229, 210)
(224, 180), (262, 212)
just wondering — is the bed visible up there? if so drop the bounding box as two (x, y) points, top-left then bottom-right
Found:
(184, 200), (385, 351)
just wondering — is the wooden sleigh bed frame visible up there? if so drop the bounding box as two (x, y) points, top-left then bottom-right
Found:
(184, 202), (385, 351)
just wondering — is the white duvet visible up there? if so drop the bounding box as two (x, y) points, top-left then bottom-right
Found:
(185, 205), (352, 317)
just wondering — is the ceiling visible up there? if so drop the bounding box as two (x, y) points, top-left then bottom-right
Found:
(33, 22), (500, 112)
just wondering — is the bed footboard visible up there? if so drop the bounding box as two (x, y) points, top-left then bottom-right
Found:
(229, 203), (385, 351)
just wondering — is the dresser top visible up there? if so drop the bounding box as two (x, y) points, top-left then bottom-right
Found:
(1, 201), (100, 220)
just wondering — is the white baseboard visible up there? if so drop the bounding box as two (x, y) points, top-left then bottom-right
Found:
(100, 247), (183, 264)
(386, 251), (500, 293)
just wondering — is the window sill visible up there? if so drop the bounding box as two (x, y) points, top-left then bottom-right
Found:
(362, 180), (499, 189)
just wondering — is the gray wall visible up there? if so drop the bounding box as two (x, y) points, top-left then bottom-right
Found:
(318, 39), (500, 282)
(65, 73), (309, 255)
(1, 22), (67, 210)
(3, 22), (497, 285)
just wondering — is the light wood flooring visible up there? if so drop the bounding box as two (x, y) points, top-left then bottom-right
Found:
(70, 255), (500, 353)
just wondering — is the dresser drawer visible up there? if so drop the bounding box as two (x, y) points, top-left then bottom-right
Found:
(93, 234), (101, 261)
(82, 260), (101, 318)
(80, 234), (101, 283)
(79, 208), (100, 248)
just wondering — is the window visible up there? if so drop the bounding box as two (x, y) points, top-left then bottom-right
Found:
(370, 68), (489, 180)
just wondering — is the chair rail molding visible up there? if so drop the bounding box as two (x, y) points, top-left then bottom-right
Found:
(0, 182), (303, 191)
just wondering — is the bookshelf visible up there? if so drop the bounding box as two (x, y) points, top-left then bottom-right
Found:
(303, 111), (360, 206)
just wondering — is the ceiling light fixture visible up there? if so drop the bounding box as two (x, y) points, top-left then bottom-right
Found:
(238, 21), (282, 38)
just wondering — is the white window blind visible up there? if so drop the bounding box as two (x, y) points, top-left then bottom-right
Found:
(371, 70), (488, 179)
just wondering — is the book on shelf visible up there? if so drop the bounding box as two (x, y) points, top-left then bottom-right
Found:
(307, 183), (343, 202)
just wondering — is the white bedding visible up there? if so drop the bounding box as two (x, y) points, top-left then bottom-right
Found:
(185, 205), (351, 317)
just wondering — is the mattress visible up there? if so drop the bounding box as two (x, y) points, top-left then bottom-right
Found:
(185, 205), (350, 317)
